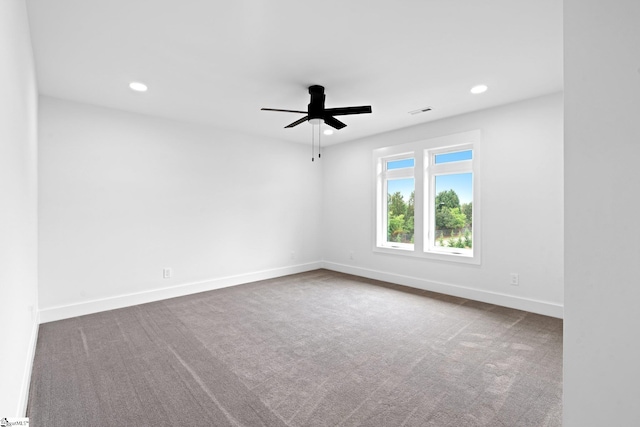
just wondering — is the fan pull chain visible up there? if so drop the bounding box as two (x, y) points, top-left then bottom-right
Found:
(318, 124), (322, 159)
(310, 122), (322, 162)
(311, 123), (315, 162)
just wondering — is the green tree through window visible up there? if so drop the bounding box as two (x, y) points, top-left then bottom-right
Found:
(387, 191), (415, 243)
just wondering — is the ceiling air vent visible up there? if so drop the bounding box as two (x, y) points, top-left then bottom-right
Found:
(408, 107), (432, 115)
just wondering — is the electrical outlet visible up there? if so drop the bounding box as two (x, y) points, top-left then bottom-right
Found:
(290, 251), (296, 260)
(349, 250), (354, 260)
(510, 273), (519, 286)
(163, 268), (172, 279)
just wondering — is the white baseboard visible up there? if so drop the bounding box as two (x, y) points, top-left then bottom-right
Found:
(39, 262), (322, 324)
(17, 312), (39, 416)
(322, 261), (564, 319)
(38, 260), (563, 323)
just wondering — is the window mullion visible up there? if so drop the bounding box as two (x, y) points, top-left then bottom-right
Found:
(413, 153), (424, 252)
(431, 161), (472, 175)
(424, 153), (435, 252)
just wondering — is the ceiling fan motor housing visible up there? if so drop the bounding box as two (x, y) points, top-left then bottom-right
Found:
(308, 85), (325, 122)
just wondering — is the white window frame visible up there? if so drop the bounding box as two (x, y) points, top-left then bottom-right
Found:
(373, 130), (481, 264)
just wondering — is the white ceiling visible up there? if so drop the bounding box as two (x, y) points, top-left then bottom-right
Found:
(26, 0), (562, 146)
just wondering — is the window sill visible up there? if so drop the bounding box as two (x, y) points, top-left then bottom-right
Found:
(373, 245), (480, 265)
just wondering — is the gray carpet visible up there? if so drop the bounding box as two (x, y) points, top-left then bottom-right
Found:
(27, 269), (562, 426)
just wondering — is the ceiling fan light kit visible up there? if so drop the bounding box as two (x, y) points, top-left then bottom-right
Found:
(262, 85), (372, 161)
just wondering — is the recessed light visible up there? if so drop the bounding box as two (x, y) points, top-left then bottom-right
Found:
(470, 84), (488, 94)
(129, 81), (148, 92)
(323, 129), (334, 136)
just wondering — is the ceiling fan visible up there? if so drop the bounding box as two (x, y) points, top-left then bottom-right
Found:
(261, 85), (372, 130)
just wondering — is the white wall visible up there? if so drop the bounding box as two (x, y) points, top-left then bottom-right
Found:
(0, 0), (39, 416)
(322, 93), (564, 317)
(38, 97), (322, 321)
(564, 1), (640, 425)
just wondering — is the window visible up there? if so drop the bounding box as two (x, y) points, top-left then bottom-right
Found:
(381, 155), (415, 249)
(427, 147), (474, 257)
(373, 130), (480, 264)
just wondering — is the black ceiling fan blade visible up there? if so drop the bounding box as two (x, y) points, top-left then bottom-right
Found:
(324, 106), (372, 116)
(324, 116), (347, 130)
(261, 108), (307, 114)
(284, 116), (309, 128)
